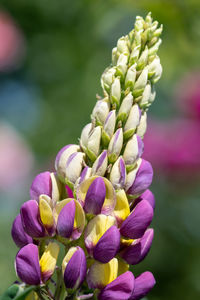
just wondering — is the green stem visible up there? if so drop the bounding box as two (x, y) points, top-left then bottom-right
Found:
(54, 268), (65, 300)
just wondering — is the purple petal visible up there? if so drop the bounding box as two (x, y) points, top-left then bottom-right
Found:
(93, 226), (120, 263)
(80, 167), (90, 184)
(57, 200), (75, 238)
(11, 214), (33, 248)
(96, 150), (107, 172)
(136, 135), (144, 158)
(120, 200), (153, 239)
(84, 177), (106, 215)
(30, 171), (52, 201)
(130, 271), (156, 300)
(20, 200), (45, 238)
(98, 271), (134, 300)
(64, 247), (87, 289)
(66, 185), (74, 198)
(134, 189), (155, 210)
(55, 144), (72, 168)
(120, 229), (154, 265)
(15, 244), (41, 285)
(119, 157), (126, 187)
(127, 159), (153, 197)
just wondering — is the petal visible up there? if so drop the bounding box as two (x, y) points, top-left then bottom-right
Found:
(87, 258), (118, 289)
(39, 242), (59, 282)
(120, 229), (154, 265)
(120, 200), (153, 239)
(93, 226), (120, 263)
(20, 200), (45, 238)
(11, 214), (33, 248)
(114, 189), (130, 226)
(64, 247), (87, 289)
(98, 271), (134, 300)
(130, 271), (156, 300)
(92, 150), (108, 177)
(110, 157), (126, 189)
(134, 189), (155, 210)
(15, 244), (41, 285)
(127, 159), (153, 197)
(85, 215), (116, 256)
(65, 152), (85, 184)
(39, 197), (55, 236)
(30, 172), (52, 201)
(84, 177), (106, 215)
(72, 199), (85, 240)
(57, 200), (75, 238)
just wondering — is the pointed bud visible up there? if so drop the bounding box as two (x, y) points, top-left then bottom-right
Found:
(135, 16), (144, 31)
(120, 228), (154, 265)
(80, 123), (92, 151)
(134, 189), (155, 210)
(137, 47), (148, 70)
(148, 38), (162, 56)
(65, 152), (85, 184)
(124, 104), (141, 140)
(133, 67), (148, 97)
(136, 112), (147, 139)
(11, 214), (33, 248)
(123, 134), (144, 170)
(86, 126), (102, 162)
(130, 45), (140, 65)
(139, 83), (151, 108)
(92, 150), (108, 177)
(110, 157), (126, 189)
(77, 176), (116, 215)
(63, 247), (87, 289)
(55, 144), (80, 182)
(57, 200), (75, 238)
(117, 93), (133, 124)
(20, 200), (45, 238)
(125, 65), (137, 89)
(112, 47), (118, 65)
(127, 159), (153, 198)
(130, 271), (156, 300)
(114, 189), (130, 226)
(102, 110), (116, 146)
(101, 67), (116, 92)
(111, 78), (121, 106)
(108, 128), (123, 163)
(92, 99), (110, 125)
(78, 166), (92, 184)
(116, 53), (128, 78)
(99, 271), (134, 300)
(15, 244), (41, 285)
(117, 37), (129, 55)
(120, 200), (153, 239)
(84, 177), (106, 215)
(39, 242), (59, 283)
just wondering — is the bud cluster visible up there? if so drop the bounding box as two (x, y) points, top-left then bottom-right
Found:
(11, 13), (162, 300)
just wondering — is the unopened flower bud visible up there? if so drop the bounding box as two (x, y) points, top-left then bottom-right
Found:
(65, 152), (85, 185)
(110, 157), (126, 189)
(11, 214), (33, 248)
(135, 16), (144, 31)
(148, 56), (162, 84)
(111, 77), (121, 107)
(86, 126), (102, 162)
(139, 83), (151, 108)
(117, 36), (129, 55)
(123, 134), (144, 171)
(108, 128), (123, 163)
(130, 45), (140, 65)
(112, 47), (119, 65)
(124, 104), (141, 140)
(78, 166), (92, 184)
(120, 200), (153, 239)
(117, 93), (133, 123)
(102, 110), (116, 146)
(92, 150), (108, 177)
(148, 38), (162, 56)
(125, 64), (137, 89)
(137, 47), (148, 70)
(133, 67), (148, 97)
(101, 67), (116, 92)
(91, 99), (110, 125)
(63, 246), (87, 289)
(116, 53), (128, 78)
(136, 112), (147, 139)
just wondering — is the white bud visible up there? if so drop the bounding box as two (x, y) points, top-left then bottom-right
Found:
(149, 89), (156, 104)
(134, 67), (148, 91)
(148, 38), (162, 56)
(76, 166), (92, 186)
(110, 156), (126, 189)
(101, 67), (116, 92)
(80, 123), (92, 150)
(87, 126), (101, 158)
(103, 110), (116, 138)
(111, 77), (121, 106)
(125, 64), (137, 89)
(137, 47), (148, 70)
(123, 134), (144, 168)
(135, 16), (144, 31)
(130, 45), (140, 65)
(117, 53), (128, 77)
(65, 152), (85, 184)
(140, 84), (151, 107)
(117, 36), (129, 55)
(136, 112), (147, 139)
(117, 93), (133, 122)
(125, 158), (142, 191)
(112, 47), (119, 65)
(148, 56), (162, 79)
(92, 150), (108, 177)
(124, 104), (141, 139)
(108, 128), (123, 163)
(92, 99), (110, 125)
(145, 12), (152, 25)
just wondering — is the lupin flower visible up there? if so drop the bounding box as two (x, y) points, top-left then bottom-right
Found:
(9, 13), (163, 300)
(15, 242), (59, 285)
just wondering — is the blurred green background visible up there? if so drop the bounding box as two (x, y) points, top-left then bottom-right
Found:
(0, 0), (200, 299)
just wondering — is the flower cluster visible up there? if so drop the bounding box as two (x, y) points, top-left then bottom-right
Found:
(11, 13), (162, 300)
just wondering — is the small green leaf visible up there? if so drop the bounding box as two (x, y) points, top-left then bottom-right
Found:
(0, 285), (36, 300)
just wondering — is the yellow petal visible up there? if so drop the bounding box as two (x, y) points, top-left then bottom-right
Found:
(73, 200), (85, 239)
(39, 242), (59, 282)
(62, 246), (77, 274)
(39, 197), (54, 227)
(114, 189), (130, 225)
(25, 291), (38, 300)
(117, 258), (129, 276)
(54, 198), (73, 222)
(85, 214), (116, 247)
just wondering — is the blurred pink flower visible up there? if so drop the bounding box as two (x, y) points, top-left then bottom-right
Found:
(175, 71), (200, 120)
(143, 118), (200, 179)
(0, 123), (34, 190)
(0, 11), (25, 71)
